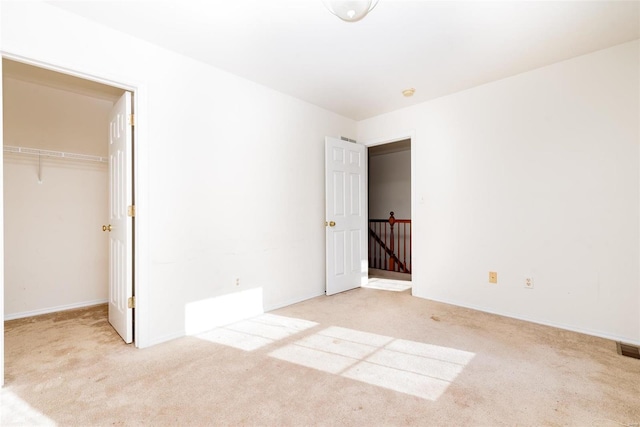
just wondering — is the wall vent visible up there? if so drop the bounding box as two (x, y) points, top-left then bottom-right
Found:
(616, 342), (640, 360)
(340, 136), (357, 143)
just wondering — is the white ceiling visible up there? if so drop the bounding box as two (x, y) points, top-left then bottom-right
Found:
(50, 0), (639, 121)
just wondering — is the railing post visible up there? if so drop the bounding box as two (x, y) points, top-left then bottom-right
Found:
(388, 211), (395, 271)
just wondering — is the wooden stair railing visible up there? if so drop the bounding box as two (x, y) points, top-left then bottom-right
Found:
(369, 211), (411, 274)
(368, 228), (410, 273)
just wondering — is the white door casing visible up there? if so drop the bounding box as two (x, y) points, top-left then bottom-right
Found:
(325, 137), (368, 295)
(108, 91), (133, 343)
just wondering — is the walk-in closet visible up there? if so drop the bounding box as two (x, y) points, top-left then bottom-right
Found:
(3, 59), (124, 320)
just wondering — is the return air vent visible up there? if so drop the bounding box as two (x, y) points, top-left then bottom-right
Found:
(340, 136), (357, 143)
(616, 342), (640, 360)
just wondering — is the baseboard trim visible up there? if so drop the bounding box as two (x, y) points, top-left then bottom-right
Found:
(264, 291), (326, 312)
(419, 294), (640, 346)
(147, 331), (186, 348)
(4, 299), (109, 321)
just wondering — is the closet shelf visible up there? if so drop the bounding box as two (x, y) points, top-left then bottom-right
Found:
(3, 145), (108, 163)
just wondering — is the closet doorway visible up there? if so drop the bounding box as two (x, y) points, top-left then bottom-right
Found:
(2, 59), (134, 342)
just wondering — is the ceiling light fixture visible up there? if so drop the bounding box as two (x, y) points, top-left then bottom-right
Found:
(402, 88), (416, 97)
(322, 0), (380, 23)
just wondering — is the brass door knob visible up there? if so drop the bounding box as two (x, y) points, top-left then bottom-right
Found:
(329, 221), (336, 227)
(102, 224), (112, 232)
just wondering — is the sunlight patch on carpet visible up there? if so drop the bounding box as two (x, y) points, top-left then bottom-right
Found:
(268, 327), (393, 374)
(268, 326), (475, 400)
(0, 389), (55, 426)
(196, 314), (317, 351)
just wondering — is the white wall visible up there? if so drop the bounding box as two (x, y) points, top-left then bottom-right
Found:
(1, 2), (356, 346)
(3, 158), (109, 318)
(359, 40), (640, 344)
(369, 149), (411, 220)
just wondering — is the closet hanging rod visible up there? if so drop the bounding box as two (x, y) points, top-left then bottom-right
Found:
(3, 145), (108, 163)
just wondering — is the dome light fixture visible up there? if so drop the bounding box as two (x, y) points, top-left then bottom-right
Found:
(322, 0), (380, 23)
(402, 88), (416, 97)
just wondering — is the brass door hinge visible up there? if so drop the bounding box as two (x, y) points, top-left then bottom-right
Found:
(127, 205), (136, 217)
(128, 296), (135, 309)
(128, 113), (135, 126)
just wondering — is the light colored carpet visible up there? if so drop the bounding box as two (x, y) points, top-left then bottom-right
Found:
(362, 277), (412, 292)
(2, 287), (639, 426)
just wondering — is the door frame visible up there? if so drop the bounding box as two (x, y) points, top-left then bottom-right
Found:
(0, 51), (150, 383)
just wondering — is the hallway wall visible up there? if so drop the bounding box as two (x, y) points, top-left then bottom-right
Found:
(369, 148), (411, 220)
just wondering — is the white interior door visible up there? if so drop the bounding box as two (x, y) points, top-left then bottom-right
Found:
(325, 137), (368, 295)
(107, 91), (133, 343)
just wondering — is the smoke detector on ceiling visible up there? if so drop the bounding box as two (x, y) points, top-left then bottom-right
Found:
(402, 88), (416, 97)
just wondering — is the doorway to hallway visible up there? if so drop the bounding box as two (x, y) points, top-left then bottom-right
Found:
(367, 139), (412, 283)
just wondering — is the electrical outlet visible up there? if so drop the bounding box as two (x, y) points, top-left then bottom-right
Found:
(489, 271), (497, 284)
(525, 277), (534, 289)
(235, 278), (240, 286)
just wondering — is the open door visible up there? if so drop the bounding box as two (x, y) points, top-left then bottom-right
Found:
(325, 137), (368, 295)
(106, 91), (133, 343)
